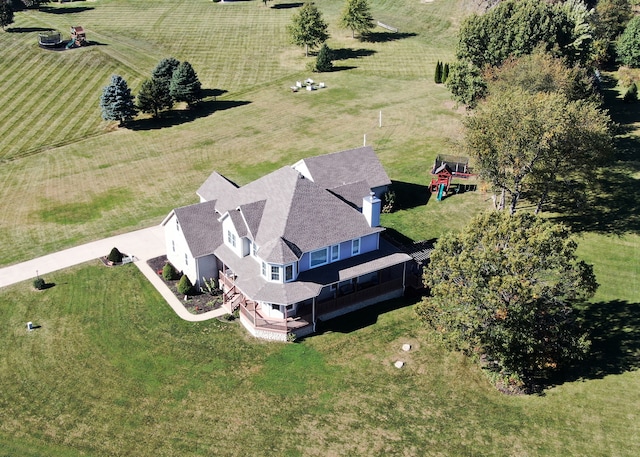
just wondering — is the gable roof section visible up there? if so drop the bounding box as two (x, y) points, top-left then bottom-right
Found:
(238, 200), (266, 240)
(295, 146), (391, 193)
(197, 171), (239, 203)
(173, 200), (222, 258)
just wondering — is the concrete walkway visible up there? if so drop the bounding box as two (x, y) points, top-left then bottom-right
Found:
(0, 225), (226, 322)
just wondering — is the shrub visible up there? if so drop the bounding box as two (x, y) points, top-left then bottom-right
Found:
(201, 277), (219, 295)
(33, 278), (45, 290)
(177, 274), (193, 296)
(382, 189), (396, 213)
(107, 247), (123, 264)
(163, 263), (178, 280)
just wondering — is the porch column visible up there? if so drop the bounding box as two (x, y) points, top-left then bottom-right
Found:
(312, 297), (316, 332)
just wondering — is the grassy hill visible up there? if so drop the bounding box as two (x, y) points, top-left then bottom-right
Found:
(0, 0), (638, 455)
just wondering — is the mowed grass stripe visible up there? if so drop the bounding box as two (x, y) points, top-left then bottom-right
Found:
(1, 55), (93, 159)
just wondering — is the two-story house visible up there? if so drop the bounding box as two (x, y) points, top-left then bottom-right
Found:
(162, 146), (412, 341)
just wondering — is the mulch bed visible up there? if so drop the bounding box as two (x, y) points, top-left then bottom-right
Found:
(147, 255), (224, 315)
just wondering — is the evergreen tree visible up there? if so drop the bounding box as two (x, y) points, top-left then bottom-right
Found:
(151, 57), (180, 107)
(442, 62), (449, 82)
(434, 61), (442, 83)
(137, 78), (172, 117)
(100, 75), (137, 126)
(315, 43), (333, 72)
(177, 274), (193, 296)
(287, 2), (329, 57)
(169, 61), (202, 108)
(339, 0), (374, 39)
(1, 1), (13, 31)
(617, 15), (640, 67)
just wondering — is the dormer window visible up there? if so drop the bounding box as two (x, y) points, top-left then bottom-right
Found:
(352, 238), (360, 255)
(261, 261), (266, 277)
(252, 241), (258, 257)
(271, 265), (280, 281)
(227, 230), (236, 248)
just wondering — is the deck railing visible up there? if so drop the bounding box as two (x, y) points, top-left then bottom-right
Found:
(221, 271), (403, 334)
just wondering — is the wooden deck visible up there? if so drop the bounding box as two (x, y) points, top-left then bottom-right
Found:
(219, 271), (404, 335)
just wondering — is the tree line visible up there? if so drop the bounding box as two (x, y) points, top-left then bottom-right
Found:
(417, 0), (634, 392)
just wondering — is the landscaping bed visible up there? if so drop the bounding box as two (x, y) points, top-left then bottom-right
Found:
(147, 255), (223, 314)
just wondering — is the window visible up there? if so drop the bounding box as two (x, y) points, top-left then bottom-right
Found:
(352, 238), (360, 255)
(285, 264), (294, 281)
(331, 244), (340, 261)
(285, 304), (293, 311)
(310, 248), (328, 267)
(172, 240), (175, 252)
(271, 303), (279, 311)
(184, 253), (188, 266)
(252, 242), (258, 257)
(261, 262), (266, 277)
(176, 219), (180, 231)
(227, 230), (236, 248)
(271, 265), (280, 281)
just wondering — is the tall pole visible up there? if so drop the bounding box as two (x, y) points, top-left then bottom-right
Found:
(379, 110), (382, 128)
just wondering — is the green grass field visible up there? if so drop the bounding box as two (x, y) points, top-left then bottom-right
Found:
(0, 0), (639, 455)
(0, 263), (638, 456)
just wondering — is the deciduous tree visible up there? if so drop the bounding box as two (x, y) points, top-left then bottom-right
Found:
(416, 211), (596, 383)
(287, 2), (329, 57)
(450, 0), (594, 105)
(339, 0), (374, 39)
(463, 88), (612, 214)
(100, 75), (138, 126)
(169, 61), (202, 108)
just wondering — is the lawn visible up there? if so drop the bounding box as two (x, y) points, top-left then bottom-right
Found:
(0, 0), (639, 455)
(0, 262), (638, 456)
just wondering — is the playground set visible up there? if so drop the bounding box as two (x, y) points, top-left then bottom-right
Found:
(38, 26), (87, 50)
(429, 154), (476, 201)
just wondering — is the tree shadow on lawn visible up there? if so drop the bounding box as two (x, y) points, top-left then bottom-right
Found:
(542, 300), (640, 391)
(544, 75), (640, 234)
(362, 31), (417, 43)
(7, 27), (52, 33)
(331, 48), (376, 61)
(41, 6), (95, 14)
(129, 99), (250, 131)
(546, 164), (640, 234)
(271, 2), (304, 9)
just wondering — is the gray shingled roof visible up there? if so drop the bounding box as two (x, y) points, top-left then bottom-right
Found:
(178, 147), (394, 272)
(327, 180), (373, 208)
(238, 200), (265, 239)
(174, 200), (221, 258)
(297, 146), (391, 192)
(196, 171), (238, 202)
(233, 166), (383, 264)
